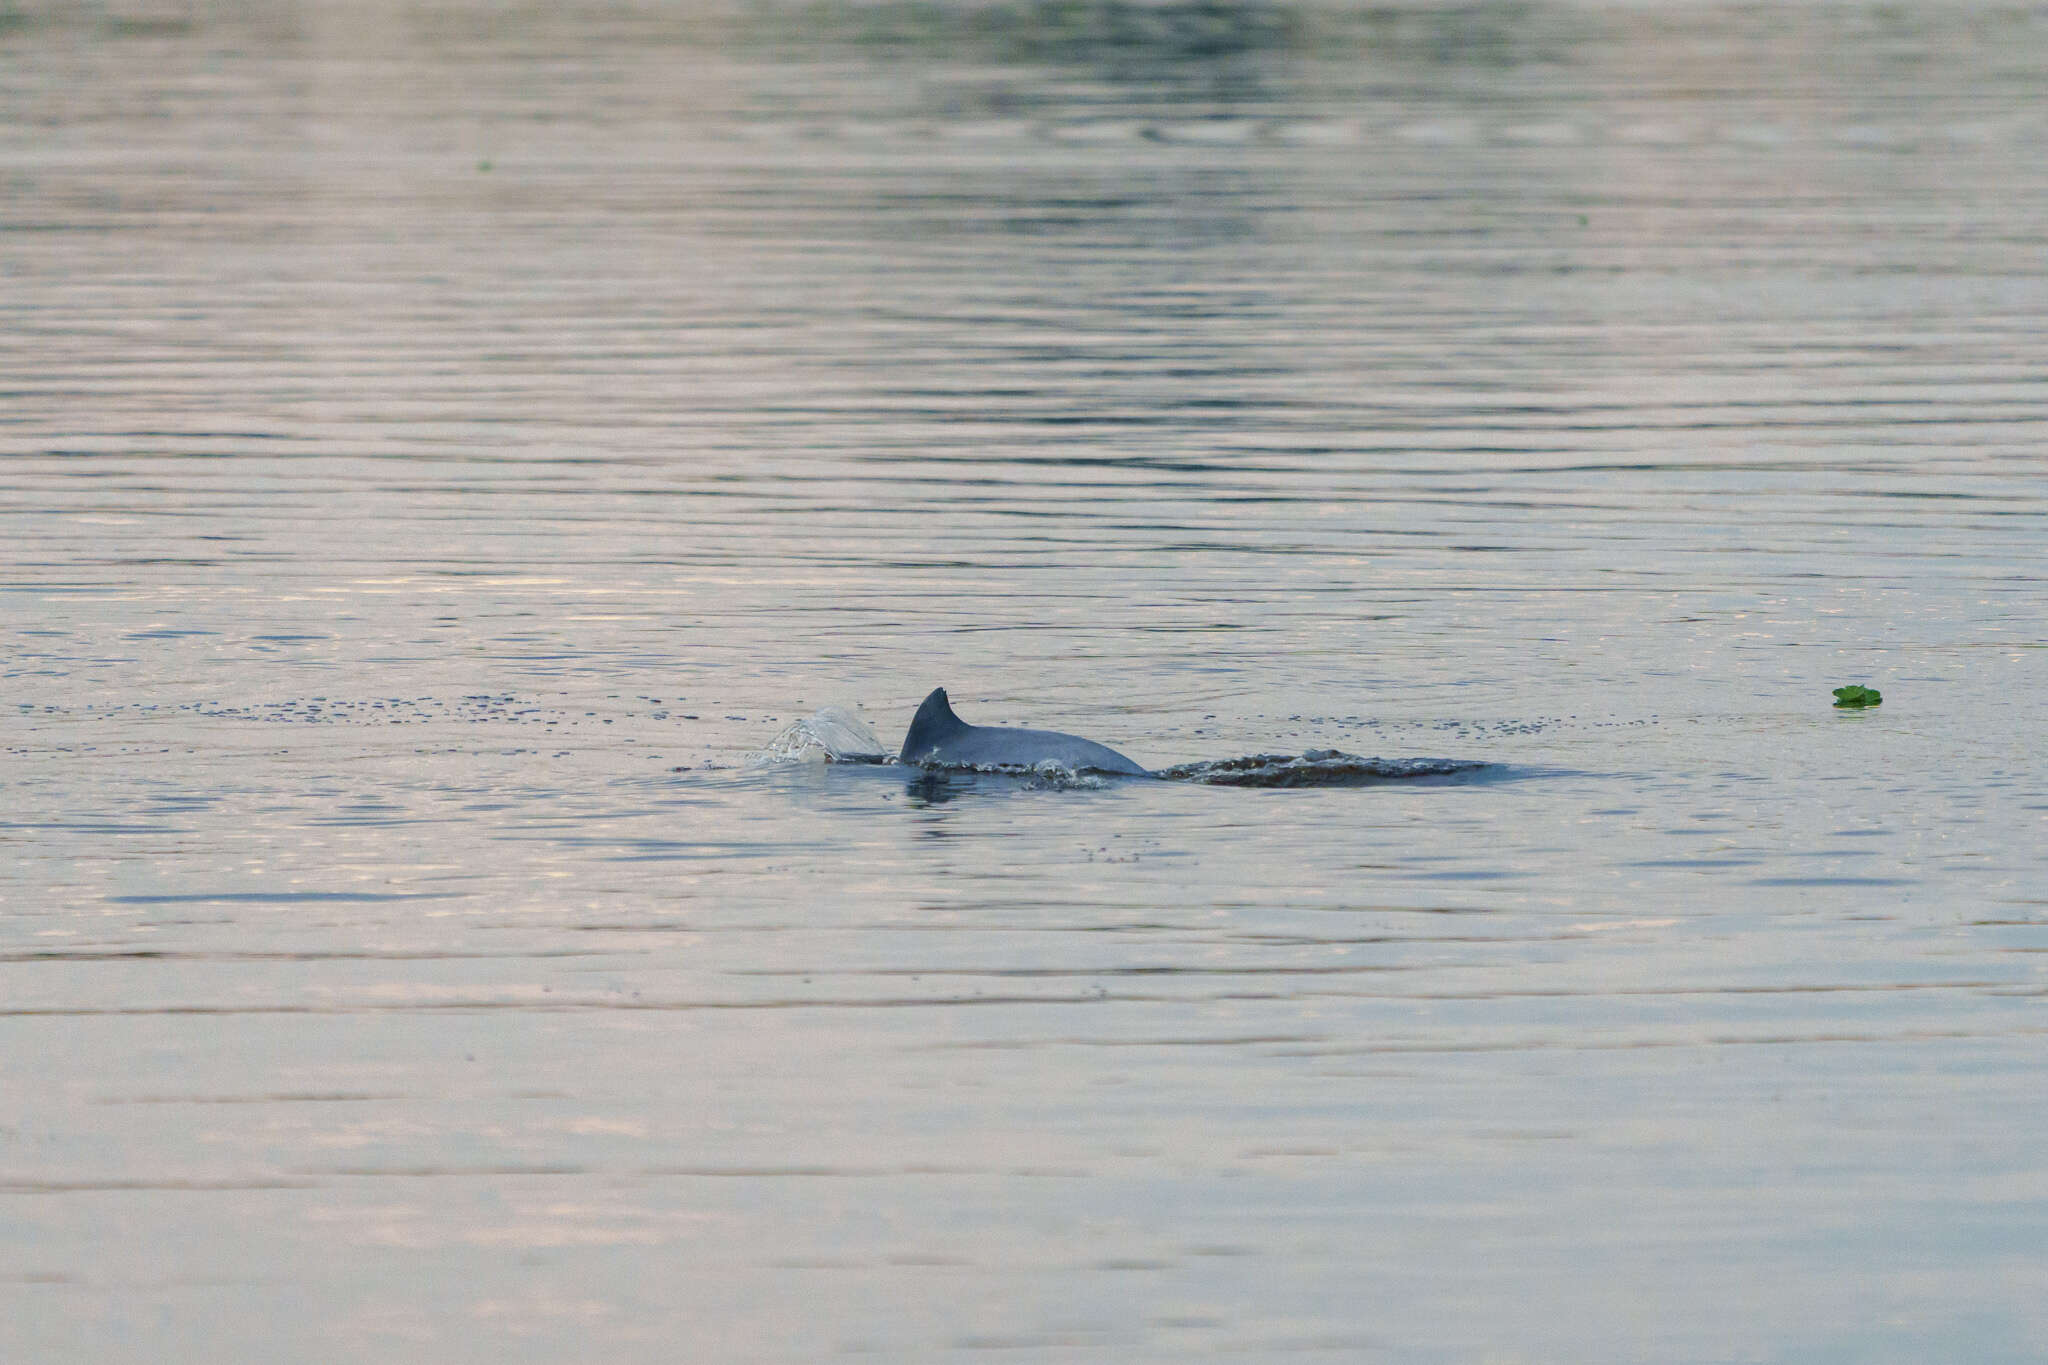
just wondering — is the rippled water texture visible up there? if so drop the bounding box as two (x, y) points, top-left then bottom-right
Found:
(4, 1), (2047, 1360)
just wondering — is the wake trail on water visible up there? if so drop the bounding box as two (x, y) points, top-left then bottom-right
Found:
(748, 709), (1486, 788)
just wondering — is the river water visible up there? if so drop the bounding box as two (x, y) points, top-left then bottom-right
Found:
(4, 1), (2046, 1360)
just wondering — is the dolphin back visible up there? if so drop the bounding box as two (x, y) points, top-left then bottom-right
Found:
(899, 687), (1147, 776)
(939, 725), (1148, 776)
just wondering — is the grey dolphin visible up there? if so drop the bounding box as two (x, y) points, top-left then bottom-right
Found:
(898, 688), (1149, 776)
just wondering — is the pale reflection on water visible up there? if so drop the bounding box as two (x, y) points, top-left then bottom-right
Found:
(4, 1), (2047, 1361)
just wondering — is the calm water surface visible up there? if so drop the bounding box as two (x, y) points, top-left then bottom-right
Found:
(4, 2), (2047, 1360)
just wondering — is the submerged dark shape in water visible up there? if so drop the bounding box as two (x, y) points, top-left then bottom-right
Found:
(898, 688), (1149, 775)
(1155, 750), (1485, 787)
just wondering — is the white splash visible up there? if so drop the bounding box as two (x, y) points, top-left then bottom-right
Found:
(747, 706), (889, 767)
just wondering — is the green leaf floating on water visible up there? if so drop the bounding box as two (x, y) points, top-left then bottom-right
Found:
(1832, 684), (1882, 708)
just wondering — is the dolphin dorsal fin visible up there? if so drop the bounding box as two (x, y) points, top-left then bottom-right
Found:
(900, 687), (967, 761)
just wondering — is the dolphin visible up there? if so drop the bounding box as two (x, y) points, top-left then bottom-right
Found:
(897, 688), (1149, 776)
